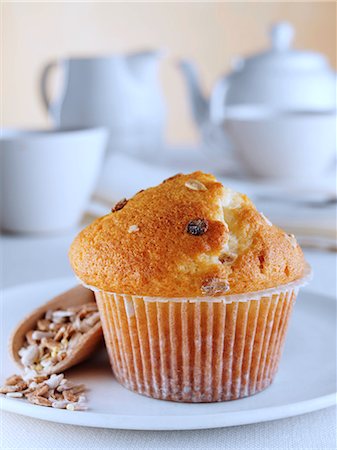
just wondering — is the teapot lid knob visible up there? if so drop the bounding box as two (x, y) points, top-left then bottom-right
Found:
(270, 22), (294, 51)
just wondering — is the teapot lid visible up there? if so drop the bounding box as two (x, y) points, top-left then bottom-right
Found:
(243, 22), (329, 72)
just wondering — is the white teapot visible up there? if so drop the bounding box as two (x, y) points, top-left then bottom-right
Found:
(180, 22), (336, 122)
(180, 22), (337, 179)
(40, 51), (166, 156)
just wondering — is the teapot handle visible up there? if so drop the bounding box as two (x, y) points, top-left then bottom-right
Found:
(40, 60), (68, 126)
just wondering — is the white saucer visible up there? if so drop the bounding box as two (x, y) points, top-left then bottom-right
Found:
(1, 278), (336, 430)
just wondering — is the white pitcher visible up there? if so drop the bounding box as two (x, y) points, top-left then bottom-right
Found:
(40, 51), (166, 155)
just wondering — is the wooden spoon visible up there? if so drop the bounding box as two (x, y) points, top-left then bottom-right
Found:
(10, 285), (103, 375)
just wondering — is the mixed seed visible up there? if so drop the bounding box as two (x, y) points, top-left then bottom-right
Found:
(1, 302), (100, 411)
(18, 302), (100, 372)
(0, 371), (88, 410)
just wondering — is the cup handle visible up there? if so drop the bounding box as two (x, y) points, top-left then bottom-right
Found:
(40, 60), (68, 125)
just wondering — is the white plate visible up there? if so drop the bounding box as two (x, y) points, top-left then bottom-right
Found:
(1, 278), (336, 430)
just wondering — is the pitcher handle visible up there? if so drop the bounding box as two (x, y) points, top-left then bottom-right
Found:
(40, 60), (68, 125)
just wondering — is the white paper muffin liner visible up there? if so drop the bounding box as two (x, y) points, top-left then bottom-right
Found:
(85, 267), (311, 403)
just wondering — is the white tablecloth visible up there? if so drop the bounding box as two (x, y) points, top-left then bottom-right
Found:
(1, 231), (336, 450)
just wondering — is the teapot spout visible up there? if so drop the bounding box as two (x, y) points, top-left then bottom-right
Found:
(179, 60), (210, 126)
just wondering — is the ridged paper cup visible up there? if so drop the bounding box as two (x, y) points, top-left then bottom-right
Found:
(85, 267), (311, 403)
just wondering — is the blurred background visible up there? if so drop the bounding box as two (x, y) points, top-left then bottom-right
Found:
(1, 1), (336, 256)
(3, 1), (336, 143)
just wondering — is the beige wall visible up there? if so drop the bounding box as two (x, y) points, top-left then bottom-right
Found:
(2, 1), (336, 144)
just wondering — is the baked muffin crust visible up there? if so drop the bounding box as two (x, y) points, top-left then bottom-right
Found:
(69, 172), (306, 297)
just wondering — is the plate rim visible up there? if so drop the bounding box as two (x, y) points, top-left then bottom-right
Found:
(1, 393), (336, 430)
(1, 277), (336, 430)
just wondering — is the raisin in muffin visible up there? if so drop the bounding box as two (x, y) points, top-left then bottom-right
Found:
(69, 172), (309, 402)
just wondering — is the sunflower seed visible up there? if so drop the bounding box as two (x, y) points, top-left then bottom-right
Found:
(40, 359), (52, 369)
(83, 312), (100, 327)
(67, 384), (87, 395)
(15, 381), (28, 391)
(22, 368), (38, 382)
(66, 403), (88, 411)
(5, 374), (23, 386)
(52, 310), (75, 320)
(185, 179), (207, 191)
(57, 351), (67, 362)
(37, 319), (51, 331)
(25, 330), (35, 345)
(49, 322), (63, 331)
(6, 392), (23, 398)
(32, 331), (54, 341)
(53, 326), (65, 341)
(33, 375), (48, 384)
(32, 384), (49, 397)
(0, 385), (20, 394)
(63, 390), (79, 402)
(78, 321), (91, 333)
(45, 310), (53, 320)
(51, 400), (68, 409)
(56, 382), (75, 392)
(45, 374), (64, 389)
(27, 395), (52, 407)
(18, 348), (26, 357)
(201, 278), (230, 295)
(20, 345), (39, 366)
(72, 316), (82, 331)
(68, 333), (82, 348)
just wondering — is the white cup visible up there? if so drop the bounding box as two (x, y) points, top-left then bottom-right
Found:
(0, 127), (108, 233)
(224, 107), (337, 180)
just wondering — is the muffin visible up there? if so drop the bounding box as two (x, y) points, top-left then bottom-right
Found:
(69, 171), (310, 402)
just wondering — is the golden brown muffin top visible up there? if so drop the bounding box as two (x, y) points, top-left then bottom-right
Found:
(69, 172), (306, 297)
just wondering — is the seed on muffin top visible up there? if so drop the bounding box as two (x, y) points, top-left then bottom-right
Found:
(69, 171), (306, 297)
